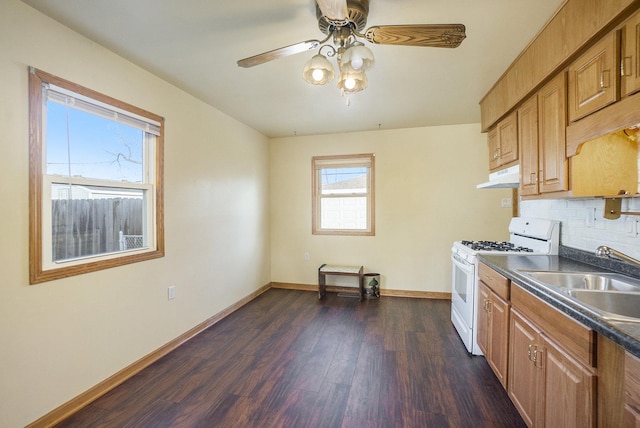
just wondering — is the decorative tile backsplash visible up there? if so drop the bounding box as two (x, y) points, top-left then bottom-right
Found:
(521, 197), (640, 260)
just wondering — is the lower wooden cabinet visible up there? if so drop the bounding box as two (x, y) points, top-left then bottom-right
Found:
(626, 352), (640, 427)
(477, 281), (510, 388)
(508, 307), (596, 428)
(508, 309), (540, 427)
(477, 266), (601, 427)
(543, 333), (596, 428)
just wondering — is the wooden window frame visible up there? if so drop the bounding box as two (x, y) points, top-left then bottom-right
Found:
(28, 68), (165, 284)
(312, 153), (375, 236)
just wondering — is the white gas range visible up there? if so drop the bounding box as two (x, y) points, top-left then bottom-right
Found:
(451, 217), (560, 355)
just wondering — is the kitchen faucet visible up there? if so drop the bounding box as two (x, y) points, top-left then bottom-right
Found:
(595, 246), (640, 269)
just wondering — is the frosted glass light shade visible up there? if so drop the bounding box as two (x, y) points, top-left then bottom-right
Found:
(302, 54), (335, 85)
(337, 67), (368, 94)
(340, 44), (375, 71)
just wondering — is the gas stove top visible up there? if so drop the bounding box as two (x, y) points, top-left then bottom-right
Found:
(460, 240), (535, 253)
(452, 217), (561, 260)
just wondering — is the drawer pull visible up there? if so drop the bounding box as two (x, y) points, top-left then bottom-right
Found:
(622, 56), (633, 77)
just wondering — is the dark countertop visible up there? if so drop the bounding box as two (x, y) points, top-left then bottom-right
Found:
(478, 252), (640, 359)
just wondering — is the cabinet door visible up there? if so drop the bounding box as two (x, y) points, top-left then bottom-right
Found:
(538, 72), (568, 193)
(542, 334), (596, 428)
(497, 111), (518, 166)
(487, 127), (500, 170)
(477, 282), (490, 356)
(568, 31), (619, 122)
(488, 293), (509, 389)
(624, 404), (640, 428)
(626, 352), (640, 428)
(508, 309), (540, 427)
(622, 10), (640, 97)
(518, 95), (539, 196)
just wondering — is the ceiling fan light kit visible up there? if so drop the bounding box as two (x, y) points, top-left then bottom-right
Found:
(337, 65), (368, 93)
(340, 43), (375, 71)
(302, 39), (374, 93)
(302, 52), (336, 85)
(238, 0), (466, 96)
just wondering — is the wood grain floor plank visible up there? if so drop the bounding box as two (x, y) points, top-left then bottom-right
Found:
(55, 290), (525, 427)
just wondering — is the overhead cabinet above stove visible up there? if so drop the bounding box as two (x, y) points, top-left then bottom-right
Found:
(480, 1), (640, 200)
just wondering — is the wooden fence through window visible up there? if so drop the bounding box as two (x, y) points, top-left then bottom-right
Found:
(51, 198), (143, 261)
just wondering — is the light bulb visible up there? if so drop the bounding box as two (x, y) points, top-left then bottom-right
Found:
(312, 68), (325, 82)
(351, 56), (364, 70)
(344, 78), (356, 90)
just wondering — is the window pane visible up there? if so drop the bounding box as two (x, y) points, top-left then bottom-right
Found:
(51, 183), (146, 262)
(320, 196), (367, 230)
(320, 167), (367, 195)
(46, 100), (144, 182)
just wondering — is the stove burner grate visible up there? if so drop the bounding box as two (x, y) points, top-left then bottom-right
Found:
(460, 240), (534, 252)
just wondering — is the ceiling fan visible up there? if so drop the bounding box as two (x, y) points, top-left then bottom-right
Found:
(237, 0), (466, 94)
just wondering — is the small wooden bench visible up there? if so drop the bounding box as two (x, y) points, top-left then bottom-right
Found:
(318, 264), (364, 302)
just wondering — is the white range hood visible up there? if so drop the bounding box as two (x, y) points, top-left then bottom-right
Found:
(477, 164), (520, 189)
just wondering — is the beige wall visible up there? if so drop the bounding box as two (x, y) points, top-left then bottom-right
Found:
(270, 125), (513, 293)
(0, 1), (270, 426)
(1, 2), (516, 426)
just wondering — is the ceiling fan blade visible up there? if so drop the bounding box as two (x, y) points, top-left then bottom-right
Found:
(237, 40), (322, 68)
(364, 24), (466, 48)
(316, 0), (349, 22)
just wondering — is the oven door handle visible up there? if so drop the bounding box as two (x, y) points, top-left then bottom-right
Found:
(451, 253), (473, 266)
(452, 253), (474, 272)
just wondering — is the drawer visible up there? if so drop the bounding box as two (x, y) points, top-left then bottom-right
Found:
(479, 263), (510, 301)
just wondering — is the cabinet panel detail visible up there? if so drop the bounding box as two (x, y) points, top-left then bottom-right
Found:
(568, 32), (620, 122)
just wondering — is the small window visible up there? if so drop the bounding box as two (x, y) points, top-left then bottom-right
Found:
(312, 153), (375, 236)
(29, 68), (164, 284)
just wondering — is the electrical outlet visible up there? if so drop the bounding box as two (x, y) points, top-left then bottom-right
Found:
(168, 286), (175, 300)
(627, 218), (640, 237)
(501, 198), (512, 208)
(586, 208), (595, 228)
(626, 218), (634, 234)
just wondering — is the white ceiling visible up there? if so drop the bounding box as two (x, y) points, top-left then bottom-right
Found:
(21, 0), (565, 138)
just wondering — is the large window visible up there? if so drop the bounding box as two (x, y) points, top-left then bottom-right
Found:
(312, 153), (375, 236)
(28, 68), (164, 284)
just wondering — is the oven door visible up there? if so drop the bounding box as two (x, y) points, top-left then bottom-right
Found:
(451, 252), (478, 354)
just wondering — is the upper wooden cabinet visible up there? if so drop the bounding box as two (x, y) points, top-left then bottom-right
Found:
(519, 73), (568, 196)
(488, 110), (518, 170)
(480, 0), (636, 132)
(538, 73), (569, 193)
(622, 9), (640, 96)
(518, 96), (539, 195)
(568, 31), (620, 122)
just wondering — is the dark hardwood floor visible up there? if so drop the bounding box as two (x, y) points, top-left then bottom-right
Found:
(56, 289), (525, 427)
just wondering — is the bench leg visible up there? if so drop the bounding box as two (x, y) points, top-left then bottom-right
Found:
(318, 274), (326, 300)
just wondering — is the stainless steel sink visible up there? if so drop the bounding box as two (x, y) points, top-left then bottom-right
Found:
(520, 271), (640, 292)
(518, 270), (640, 322)
(566, 290), (640, 322)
